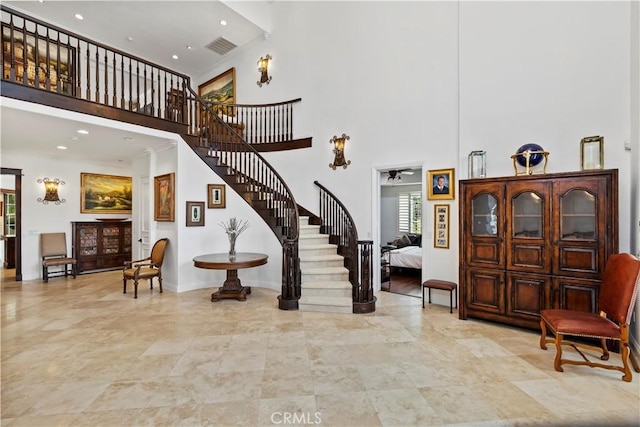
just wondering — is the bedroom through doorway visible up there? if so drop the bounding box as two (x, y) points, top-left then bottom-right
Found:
(378, 165), (423, 298)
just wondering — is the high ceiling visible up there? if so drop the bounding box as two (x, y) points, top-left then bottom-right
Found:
(1, 1), (267, 164)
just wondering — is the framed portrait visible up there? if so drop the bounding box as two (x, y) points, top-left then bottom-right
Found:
(427, 168), (455, 200)
(80, 173), (132, 214)
(154, 173), (175, 222)
(198, 67), (235, 116)
(434, 204), (450, 249)
(207, 184), (226, 208)
(186, 201), (205, 227)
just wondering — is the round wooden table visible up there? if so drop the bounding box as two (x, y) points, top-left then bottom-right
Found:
(193, 252), (268, 302)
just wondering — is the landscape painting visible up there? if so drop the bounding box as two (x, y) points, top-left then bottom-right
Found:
(198, 67), (235, 116)
(80, 173), (132, 214)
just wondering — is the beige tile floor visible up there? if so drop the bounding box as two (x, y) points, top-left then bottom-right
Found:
(1, 269), (639, 426)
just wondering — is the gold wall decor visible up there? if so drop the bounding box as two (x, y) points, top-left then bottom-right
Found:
(329, 133), (351, 170)
(80, 173), (132, 213)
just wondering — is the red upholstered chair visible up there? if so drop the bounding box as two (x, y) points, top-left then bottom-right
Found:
(540, 253), (640, 382)
(123, 238), (168, 298)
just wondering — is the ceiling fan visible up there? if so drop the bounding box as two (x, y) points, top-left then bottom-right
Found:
(387, 169), (415, 181)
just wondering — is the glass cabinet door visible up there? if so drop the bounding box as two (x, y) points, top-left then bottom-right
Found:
(79, 226), (98, 256)
(512, 192), (542, 238)
(472, 194), (498, 237)
(102, 225), (121, 254)
(560, 189), (596, 240)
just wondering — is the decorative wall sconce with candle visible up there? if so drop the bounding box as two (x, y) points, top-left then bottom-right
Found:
(37, 177), (65, 204)
(468, 150), (486, 178)
(329, 133), (351, 170)
(580, 135), (604, 170)
(257, 54), (272, 87)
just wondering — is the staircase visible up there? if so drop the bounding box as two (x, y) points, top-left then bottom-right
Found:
(298, 216), (352, 314)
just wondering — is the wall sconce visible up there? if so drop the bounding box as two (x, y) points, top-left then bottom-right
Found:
(580, 135), (604, 170)
(37, 177), (65, 204)
(257, 54), (272, 87)
(329, 133), (351, 170)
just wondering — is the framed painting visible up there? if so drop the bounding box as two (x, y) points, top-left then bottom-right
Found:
(2, 24), (75, 95)
(186, 201), (205, 227)
(427, 168), (455, 201)
(198, 67), (235, 116)
(154, 173), (175, 222)
(207, 184), (226, 208)
(434, 204), (450, 249)
(80, 173), (132, 214)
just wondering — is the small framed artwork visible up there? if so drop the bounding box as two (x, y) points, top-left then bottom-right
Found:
(427, 168), (455, 200)
(434, 204), (450, 249)
(207, 184), (226, 208)
(580, 135), (604, 170)
(186, 201), (205, 227)
(154, 173), (175, 222)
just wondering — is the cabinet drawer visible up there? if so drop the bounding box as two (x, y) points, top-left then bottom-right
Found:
(553, 277), (598, 313)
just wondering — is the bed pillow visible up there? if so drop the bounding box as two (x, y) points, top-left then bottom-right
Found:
(392, 234), (412, 248)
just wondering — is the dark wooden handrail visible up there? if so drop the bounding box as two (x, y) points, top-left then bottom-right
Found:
(1, 4), (302, 309)
(313, 181), (375, 312)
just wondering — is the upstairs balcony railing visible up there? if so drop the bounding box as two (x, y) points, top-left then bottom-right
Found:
(1, 5), (304, 149)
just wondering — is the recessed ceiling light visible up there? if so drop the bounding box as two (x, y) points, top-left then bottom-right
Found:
(74, 13), (84, 20)
(172, 54), (179, 60)
(186, 45), (192, 50)
(77, 129), (89, 134)
(127, 36), (133, 41)
(71, 136), (79, 141)
(123, 137), (134, 141)
(220, 20), (227, 26)
(57, 146), (67, 150)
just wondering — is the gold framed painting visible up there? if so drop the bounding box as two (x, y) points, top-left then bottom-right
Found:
(154, 173), (175, 222)
(427, 168), (455, 200)
(434, 204), (450, 249)
(207, 184), (226, 208)
(80, 173), (132, 214)
(198, 67), (235, 116)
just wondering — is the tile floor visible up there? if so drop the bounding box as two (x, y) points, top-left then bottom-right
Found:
(1, 270), (639, 426)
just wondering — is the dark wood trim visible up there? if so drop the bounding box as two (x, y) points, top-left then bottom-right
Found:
(0, 167), (22, 281)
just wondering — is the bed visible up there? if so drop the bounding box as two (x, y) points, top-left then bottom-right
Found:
(388, 245), (423, 269)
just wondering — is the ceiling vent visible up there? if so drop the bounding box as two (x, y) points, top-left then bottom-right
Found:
(205, 37), (237, 55)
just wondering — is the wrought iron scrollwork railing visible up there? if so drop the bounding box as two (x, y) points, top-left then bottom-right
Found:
(314, 181), (375, 313)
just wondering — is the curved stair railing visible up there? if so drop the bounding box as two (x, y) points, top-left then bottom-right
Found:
(184, 86), (301, 310)
(314, 181), (376, 313)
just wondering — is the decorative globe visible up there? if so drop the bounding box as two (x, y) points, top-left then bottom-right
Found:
(515, 143), (545, 167)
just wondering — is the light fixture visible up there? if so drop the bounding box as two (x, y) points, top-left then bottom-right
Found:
(257, 54), (272, 87)
(220, 20), (227, 26)
(77, 129), (89, 134)
(468, 150), (487, 178)
(74, 13), (84, 20)
(580, 135), (603, 170)
(37, 177), (65, 205)
(172, 54), (179, 60)
(329, 133), (351, 170)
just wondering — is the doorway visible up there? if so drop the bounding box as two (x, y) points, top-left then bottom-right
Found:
(376, 164), (423, 297)
(1, 168), (22, 281)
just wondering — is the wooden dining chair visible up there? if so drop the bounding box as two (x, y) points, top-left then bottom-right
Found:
(539, 253), (640, 382)
(41, 232), (77, 282)
(123, 238), (168, 298)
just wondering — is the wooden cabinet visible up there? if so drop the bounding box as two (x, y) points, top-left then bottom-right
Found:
(459, 169), (618, 330)
(72, 221), (132, 273)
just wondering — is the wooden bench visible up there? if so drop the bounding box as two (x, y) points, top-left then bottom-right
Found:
(422, 279), (457, 313)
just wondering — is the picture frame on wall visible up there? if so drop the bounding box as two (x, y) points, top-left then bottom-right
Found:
(154, 173), (175, 222)
(80, 172), (132, 214)
(198, 67), (236, 116)
(207, 184), (226, 208)
(434, 204), (450, 249)
(186, 201), (205, 227)
(427, 168), (455, 200)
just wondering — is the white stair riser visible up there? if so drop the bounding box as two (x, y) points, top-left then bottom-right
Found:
(302, 272), (349, 282)
(299, 236), (330, 246)
(300, 259), (344, 269)
(300, 226), (321, 235)
(299, 247), (337, 257)
(301, 287), (351, 298)
(298, 303), (352, 314)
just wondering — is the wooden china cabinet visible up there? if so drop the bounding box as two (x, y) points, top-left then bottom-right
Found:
(458, 169), (618, 330)
(72, 221), (132, 273)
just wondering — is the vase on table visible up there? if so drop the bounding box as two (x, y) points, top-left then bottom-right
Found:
(220, 217), (250, 261)
(227, 232), (237, 260)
